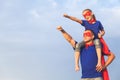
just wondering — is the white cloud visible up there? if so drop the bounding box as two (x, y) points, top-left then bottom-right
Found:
(98, 7), (120, 37)
(29, 9), (40, 18)
(52, 1), (57, 7)
(48, 0), (58, 8)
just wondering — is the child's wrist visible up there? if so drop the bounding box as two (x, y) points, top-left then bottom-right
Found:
(75, 64), (79, 67)
(60, 29), (65, 33)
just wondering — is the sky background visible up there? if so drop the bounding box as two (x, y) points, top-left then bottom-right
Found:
(0, 0), (120, 80)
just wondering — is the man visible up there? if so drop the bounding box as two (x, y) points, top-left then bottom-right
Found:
(57, 26), (115, 80)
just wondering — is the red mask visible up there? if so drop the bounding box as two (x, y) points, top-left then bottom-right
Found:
(83, 11), (92, 18)
(83, 32), (92, 37)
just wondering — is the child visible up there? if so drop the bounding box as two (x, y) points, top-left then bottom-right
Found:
(64, 9), (105, 68)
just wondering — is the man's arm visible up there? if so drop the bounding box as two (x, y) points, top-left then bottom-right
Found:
(63, 14), (83, 24)
(103, 52), (115, 69)
(57, 26), (76, 48)
(96, 51), (115, 72)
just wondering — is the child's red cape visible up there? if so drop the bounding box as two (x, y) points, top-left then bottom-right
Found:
(100, 38), (110, 80)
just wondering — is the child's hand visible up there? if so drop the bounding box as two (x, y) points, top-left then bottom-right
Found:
(96, 62), (102, 72)
(63, 13), (69, 18)
(75, 65), (80, 72)
(98, 33), (102, 38)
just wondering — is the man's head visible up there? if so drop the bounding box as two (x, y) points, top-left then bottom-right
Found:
(83, 30), (94, 43)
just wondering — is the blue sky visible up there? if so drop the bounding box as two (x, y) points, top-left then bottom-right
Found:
(0, 0), (120, 80)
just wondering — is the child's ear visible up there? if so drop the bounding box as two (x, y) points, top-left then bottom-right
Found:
(91, 12), (94, 16)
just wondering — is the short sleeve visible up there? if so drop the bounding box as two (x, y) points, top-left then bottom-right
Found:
(99, 21), (104, 30)
(81, 20), (86, 26)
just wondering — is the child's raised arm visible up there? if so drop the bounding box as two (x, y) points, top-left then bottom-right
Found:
(63, 13), (82, 24)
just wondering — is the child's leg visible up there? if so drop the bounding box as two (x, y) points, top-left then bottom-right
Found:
(74, 41), (85, 71)
(94, 39), (102, 67)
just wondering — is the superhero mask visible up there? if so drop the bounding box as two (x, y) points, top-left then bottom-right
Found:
(83, 32), (93, 37)
(83, 11), (92, 18)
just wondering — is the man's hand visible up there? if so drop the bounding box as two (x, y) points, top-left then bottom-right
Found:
(57, 26), (63, 31)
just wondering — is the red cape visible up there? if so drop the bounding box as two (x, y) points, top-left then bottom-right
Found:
(100, 38), (110, 80)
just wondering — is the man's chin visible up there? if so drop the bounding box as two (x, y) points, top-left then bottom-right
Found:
(84, 40), (91, 43)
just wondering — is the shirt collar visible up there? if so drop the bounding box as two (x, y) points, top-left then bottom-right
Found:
(85, 42), (94, 48)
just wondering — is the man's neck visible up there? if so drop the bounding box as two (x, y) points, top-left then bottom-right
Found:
(85, 41), (93, 45)
(85, 41), (94, 48)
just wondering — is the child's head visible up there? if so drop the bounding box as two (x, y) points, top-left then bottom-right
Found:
(82, 9), (96, 21)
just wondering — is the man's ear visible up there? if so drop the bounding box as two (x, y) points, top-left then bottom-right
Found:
(92, 35), (94, 39)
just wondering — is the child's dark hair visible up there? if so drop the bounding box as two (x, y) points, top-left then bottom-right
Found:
(82, 9), (92, 13)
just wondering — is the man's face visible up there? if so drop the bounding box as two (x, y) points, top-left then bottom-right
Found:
(82, 11), (93, 21)
(83, 31), (94, 42)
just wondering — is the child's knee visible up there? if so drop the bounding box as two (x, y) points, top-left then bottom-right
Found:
(94, 39), (101, 48)
(75, 41), (85, 52)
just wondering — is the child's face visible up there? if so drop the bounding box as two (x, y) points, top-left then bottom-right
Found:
(82, 11), (93, 21)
